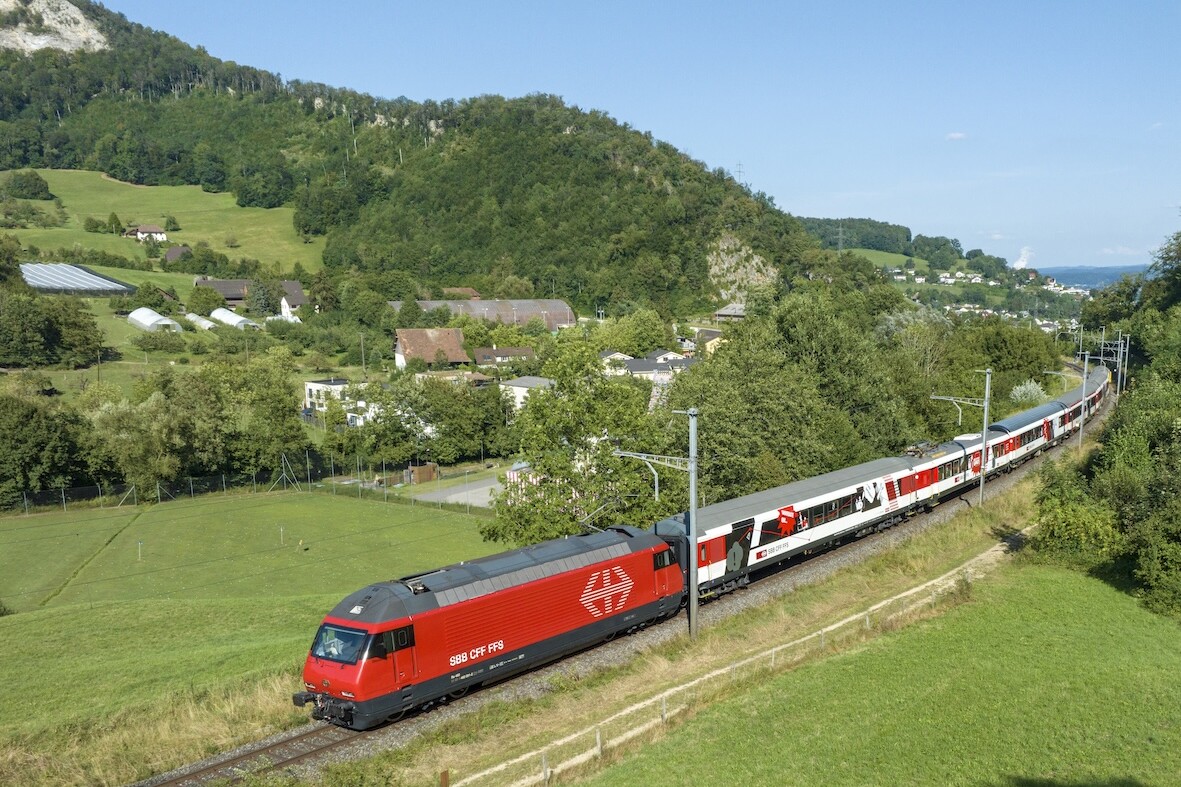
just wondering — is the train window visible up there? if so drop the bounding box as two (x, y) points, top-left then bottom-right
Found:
(394, 625), (415, 650)
(653, 548), (675, 570)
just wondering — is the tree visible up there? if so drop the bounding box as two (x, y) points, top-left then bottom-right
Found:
(107, 212), (123, 235)
(488, 335), (665, 545)
(2, 169), (52, 200)
(188, 285), (225, 315)
(0, 394), (89, 507)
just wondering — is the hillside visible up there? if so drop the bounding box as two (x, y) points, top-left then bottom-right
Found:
(0, 2), (817, 315)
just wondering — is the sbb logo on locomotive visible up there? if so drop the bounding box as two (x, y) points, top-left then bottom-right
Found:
(579, 566), (634, 617)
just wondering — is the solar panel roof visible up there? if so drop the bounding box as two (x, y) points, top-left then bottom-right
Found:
(19, 263), (133, 294)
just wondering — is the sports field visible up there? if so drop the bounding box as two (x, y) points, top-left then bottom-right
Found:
(0, 491), (497, 785)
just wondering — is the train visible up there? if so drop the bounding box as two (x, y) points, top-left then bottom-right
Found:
(294, 364), (1110, 730)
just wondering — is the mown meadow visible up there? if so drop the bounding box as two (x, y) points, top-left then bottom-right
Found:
(6, 169), (325, 274)
(0, 491), (497, 785)
(576, 562), (1181, 786)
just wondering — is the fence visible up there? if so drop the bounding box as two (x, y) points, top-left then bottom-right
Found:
(3, 453), (496, 517)
(452, 545), (1001, 786)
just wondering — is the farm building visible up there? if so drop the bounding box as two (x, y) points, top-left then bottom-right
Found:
(210, 307), (260, 330)
(193, 277), (307, 314)
(127, 307), (182, 332)
(394, 328), (471, 369)
(185, 313), (216, 330)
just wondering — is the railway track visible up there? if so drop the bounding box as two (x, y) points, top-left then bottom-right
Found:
(147, 369), (1110, 784)
(148, 723), (367, 786)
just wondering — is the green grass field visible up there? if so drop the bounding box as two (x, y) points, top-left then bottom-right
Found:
(4, 169), (324, 274)
(0, 491), (499, 784)
(581, 563), (1181, 786)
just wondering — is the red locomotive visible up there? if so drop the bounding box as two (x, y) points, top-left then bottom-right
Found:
(297, 364), (1109, 729)
(293, 526), (683, 729)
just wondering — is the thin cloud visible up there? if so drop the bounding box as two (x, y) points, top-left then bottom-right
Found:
(945, 132), (967, 141)
(1148, 122), (1164, 131)
(1099, 246), (1139, 256)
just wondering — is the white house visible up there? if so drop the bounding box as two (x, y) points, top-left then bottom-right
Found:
(129, 225), (168, 243)
(500, 376), (555, 410)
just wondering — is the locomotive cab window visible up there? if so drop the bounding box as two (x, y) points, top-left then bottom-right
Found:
(653, 548), (675, 570)
(312, 624), (367, 664)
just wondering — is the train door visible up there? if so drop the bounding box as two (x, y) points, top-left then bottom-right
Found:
(698, 535), (727, 586)
(390, 624), (417, 684)
(969, 450), (982, 475)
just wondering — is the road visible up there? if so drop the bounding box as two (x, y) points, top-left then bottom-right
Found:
(411, 475), (501, 507)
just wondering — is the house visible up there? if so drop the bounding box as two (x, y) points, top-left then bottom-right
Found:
(645, 349), (685, 364)
(127, 307), (181, 332)
(695, 328), (725, 357)
(500, 376), (555, 410)
(126, 225), (167, 243)
(163, 245), (191, 264)
(302, 378), (384, 427)
(599, 349), (633, 376)
(714, 303), (746, 322)
(304, 378), (351, 413)
(280, 281), (307, 316)
(471, 346), (536, 367)
(394, 328), (471, 369)
(192, 277), (307, 313)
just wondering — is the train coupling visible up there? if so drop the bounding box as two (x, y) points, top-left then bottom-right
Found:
(293, 691), (355, 725)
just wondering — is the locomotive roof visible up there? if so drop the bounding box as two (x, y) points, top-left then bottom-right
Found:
(658, 456), (915, 535)
(326, 526), (663, 624)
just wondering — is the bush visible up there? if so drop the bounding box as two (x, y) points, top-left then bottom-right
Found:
(0, 599), (12, 617)
(131, 331), (186, 353)
(2, 169), (52, 200)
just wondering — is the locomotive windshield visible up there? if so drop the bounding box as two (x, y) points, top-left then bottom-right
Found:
(311, 624), (368, 664)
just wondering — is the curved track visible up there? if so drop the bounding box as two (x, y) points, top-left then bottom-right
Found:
(148, 366), (1110, 783)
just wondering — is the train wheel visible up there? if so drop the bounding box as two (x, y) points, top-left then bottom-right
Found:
(448, 686), (470, 700)
(386, 708), (407, 723)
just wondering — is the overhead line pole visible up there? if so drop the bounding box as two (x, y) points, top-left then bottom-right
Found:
(612, 407), (699, 640)
(930, 368), (991, 506)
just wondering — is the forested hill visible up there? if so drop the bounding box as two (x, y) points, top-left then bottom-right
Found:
(0, 1), (820, 314)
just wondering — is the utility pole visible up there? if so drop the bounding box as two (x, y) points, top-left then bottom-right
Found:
(612, 408), (700, 639)
(931, 368), (991, 506)
(1079, 353), (1089, 452)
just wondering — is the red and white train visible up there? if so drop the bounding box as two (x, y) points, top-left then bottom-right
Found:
(295, 364), (1109, 729)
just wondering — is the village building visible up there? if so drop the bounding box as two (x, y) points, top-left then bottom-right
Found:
(394, 328), (472, 369)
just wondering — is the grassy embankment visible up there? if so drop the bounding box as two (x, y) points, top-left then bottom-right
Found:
(302, 442), (1178, 787)
(575, 562), (1181, 786)
(0, 492), (499, 786)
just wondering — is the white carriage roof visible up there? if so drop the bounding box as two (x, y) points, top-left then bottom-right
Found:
(661, 456), (916, 535)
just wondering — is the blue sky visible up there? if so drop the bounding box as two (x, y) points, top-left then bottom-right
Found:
(100, 0), (1180, 269)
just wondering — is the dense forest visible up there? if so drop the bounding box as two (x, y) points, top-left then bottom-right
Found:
(0, 2), (817, 315)
(1031, 227), (1181, 616)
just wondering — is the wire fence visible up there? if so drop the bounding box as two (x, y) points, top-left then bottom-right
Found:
(451, 550), (997, 786)
(3, 453), (498, 517)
